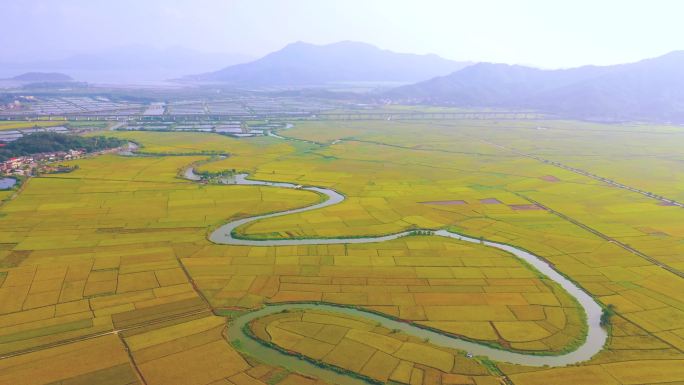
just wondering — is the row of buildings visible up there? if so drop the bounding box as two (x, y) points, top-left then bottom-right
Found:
(0, 149), (86, 176)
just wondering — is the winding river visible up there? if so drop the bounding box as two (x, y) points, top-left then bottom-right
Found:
(188, 166), (607, 380)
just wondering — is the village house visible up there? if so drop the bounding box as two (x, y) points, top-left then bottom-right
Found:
(0, 149), (86, 176)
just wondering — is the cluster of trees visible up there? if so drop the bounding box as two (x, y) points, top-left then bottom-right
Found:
(600, 304), (615, 327)
(0, 132), (126, 161)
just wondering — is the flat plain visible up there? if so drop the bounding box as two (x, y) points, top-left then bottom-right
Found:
(1, 118), (684, 384)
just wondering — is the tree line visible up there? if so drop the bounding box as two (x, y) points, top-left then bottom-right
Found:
(0, 132), (127, 161)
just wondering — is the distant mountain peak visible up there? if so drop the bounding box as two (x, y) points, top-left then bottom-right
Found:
(283, 40), (377, 49)
(326, 40), (378, 48)
(653, 50), (684, 59)
(187, 41), (472, 86)
(282, 40), (312, 48)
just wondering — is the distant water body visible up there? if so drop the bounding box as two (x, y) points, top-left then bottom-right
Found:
(0, 178), (16, 190)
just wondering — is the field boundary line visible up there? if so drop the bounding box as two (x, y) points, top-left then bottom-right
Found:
(515, 192), (684, 279)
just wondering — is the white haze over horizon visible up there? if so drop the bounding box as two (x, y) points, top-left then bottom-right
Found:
(2, 0), (683, 69)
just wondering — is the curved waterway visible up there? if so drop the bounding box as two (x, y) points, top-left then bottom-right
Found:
(187, 168), (607, 378)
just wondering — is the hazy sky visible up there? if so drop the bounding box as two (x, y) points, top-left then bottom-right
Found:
(3, 0), (683, 68)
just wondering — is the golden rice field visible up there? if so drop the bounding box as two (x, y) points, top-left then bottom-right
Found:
(185, 235), (585, 352)
(0, 190), (13, 202)
(0, 121), (67, 131)
(1, 117), (684, 384)
(250, 309), (498, 384)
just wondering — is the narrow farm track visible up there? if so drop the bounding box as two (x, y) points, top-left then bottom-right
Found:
(196, 168), (608, 368)
(515, 193), (684, 279)
(272, 127), (684, 278)
(268, 129), (603, 188)
(480, 138), (684, 208)
(0, 308), (213, 360)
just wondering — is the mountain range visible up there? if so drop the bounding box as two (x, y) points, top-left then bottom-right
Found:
(386, 51), (684, 122)
(187, 41), (684, 122)
(0, 72), (80, 89)
(3, 39), (682, 122)
(187, 41), (471, 86)
(11, 72), (74, 82)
